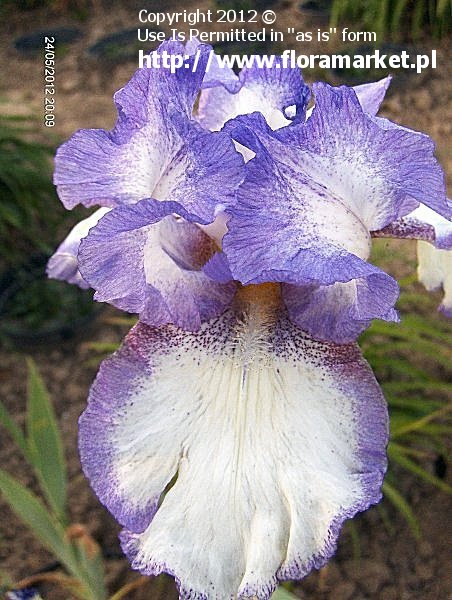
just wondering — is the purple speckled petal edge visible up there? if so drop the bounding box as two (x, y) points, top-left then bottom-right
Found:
(82, 313), (388, 598)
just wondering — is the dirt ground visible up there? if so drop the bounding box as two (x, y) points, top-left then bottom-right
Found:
(0, 1), (451, 598)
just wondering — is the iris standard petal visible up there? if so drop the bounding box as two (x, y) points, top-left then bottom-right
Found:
(78, 199), (235, 330)
(304, 76), (391, 121)
(353, 75), (392, 116)
(221, 113), (400, 338)
(54, 41), (242, 218)
(46, 207), (110, 288)
(79, 286), (388, 599)
(198, 57), (310, 131)
(185, 38), (240, 92)
(275, 83), (448, 227)
(220, 83), (446, 340)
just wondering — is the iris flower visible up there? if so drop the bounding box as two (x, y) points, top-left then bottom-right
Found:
(48, 40), (451, 599)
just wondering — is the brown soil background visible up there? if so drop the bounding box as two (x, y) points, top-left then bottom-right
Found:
(0, 1), (451, 599)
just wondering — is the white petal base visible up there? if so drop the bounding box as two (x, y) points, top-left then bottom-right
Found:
(80, 299), (388, 599)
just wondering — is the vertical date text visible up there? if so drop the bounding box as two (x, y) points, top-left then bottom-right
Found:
(44, 37), (55, 127)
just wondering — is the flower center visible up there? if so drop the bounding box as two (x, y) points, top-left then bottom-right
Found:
(235, 283), (282, 314)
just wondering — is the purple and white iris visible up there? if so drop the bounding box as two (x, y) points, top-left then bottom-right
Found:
(48, 40), (451, 599)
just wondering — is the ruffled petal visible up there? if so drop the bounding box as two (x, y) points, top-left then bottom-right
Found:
(46, 207), (110, 288)
(353, 76), (391, 116)
(79, 296), (387, 599)
(114, 39), (209, 125)
(222, 115), (399, 306)
(78, 199), (235, 330)
(197, 57), (310, 131)
(417, 241), (452, 317)
(373, 202), (452, 250)
(219, 84), (446, 339)
(54, 41), (243, 218)
(282, 278), (399, 344)
(275, 83), (447, 226)
(304, 76), (391, 122)
(185, 38), (240, 92)
(203, 248), (400, 344)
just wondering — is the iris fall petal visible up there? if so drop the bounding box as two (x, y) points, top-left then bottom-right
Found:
(79, 291), (388, 599)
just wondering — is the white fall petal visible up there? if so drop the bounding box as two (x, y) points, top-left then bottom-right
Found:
(79, 287), (388, 599)
(417, 241), (452, 316)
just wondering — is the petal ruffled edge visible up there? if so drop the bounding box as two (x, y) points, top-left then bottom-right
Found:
(46, 207), (110, 288)
(373, 202), (452, 250)
(353, 75), (392, 116)
(198, 57), (310, 132)
(282, 275), (400, 344)
(54, 41), (216, 210)
(78, 199), (236, 330)
(80, 306), (388, 598)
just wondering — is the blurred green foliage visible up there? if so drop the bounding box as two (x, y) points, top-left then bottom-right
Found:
(359, 239), (452, 536)
(0, 115), (71, 266)
(330, 0), (451, 40)
(0, 115), (97, 342)
(0, 360), (106, 599)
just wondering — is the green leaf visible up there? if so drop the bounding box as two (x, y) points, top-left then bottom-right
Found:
(271, 587), (299, 600)
(26, 359), (67, 523)
(419, 423), (452, 436)
(382, 480), (421, 539)
(391, 0), (408, 35)
(412, 0), (427, 38)
(0, 468), (74, 565)
(388, 442), (433, 460)
(390, 451), (452, 494)
(0, 470), (104, 600)
(391, 404), (452, 438)
(72, 533), (107, 600)
(0, 399), (33, 462)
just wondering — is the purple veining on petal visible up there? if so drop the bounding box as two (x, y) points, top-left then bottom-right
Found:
(373, 203), (452, 250)
(372, 216), (436, 243)
(78, 199), (236, 330)
(79, 335), (159, 533)
(282, 274), (400, 345)
(114, 39), (210, 127)
(198, 56), (310, 132)
(222, 113), (399, 291)
(277, 337), (388, 582)
(202, 251), (234, 284)
(47, 207), (110, 288)
(83, 310), (388, 598)
(275, 83), (448, 224)
(54, 40), (243, 214)
(185, 38), (240, 93)
(353, 75), (392, 116)
(219, 84), (447, 340)
(118, 536), (211, 600)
